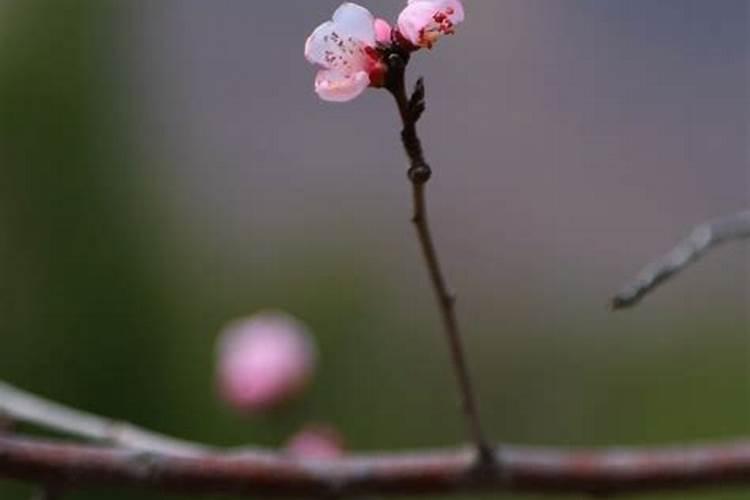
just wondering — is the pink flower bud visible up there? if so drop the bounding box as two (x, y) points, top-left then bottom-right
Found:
(285, 424), (345, 460)
(216, 312), (317, 413)
(374, 18), (393, 45)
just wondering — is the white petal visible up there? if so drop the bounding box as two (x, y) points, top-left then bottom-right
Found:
(314, 69), (370, 102)
(304, 3), (376, 71)
(331, 2), (376, 46)
(305, 20), (337, 67)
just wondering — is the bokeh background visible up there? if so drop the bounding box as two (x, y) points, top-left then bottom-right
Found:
(0, 1), (747, 499)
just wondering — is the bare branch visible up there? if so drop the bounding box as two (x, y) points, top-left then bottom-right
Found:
(3, 435), (750, 497)
(612, 210), (750, 309)
(384, 53), (491, 462)
(0, 381), (209, 456)
(2, 381), (750, 497)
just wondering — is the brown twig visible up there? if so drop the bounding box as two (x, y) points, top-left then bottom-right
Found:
(3, 434), (750, 497)
(612, 210), (750, 309)
(383, 53), (491, 463)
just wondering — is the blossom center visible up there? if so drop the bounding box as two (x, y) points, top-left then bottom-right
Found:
(418, 8), (456, 49)
(321, 31), (371, 71)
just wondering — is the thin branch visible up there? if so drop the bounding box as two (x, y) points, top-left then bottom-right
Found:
(0, 381), (209, 456)
(384, 53), (491, 462)
(612, 210), (750, 310)
(3, 434), (750, 497)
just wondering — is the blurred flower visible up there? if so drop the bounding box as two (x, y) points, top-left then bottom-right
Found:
(216, 311), (317, 413)
(285, 424), (345, 460)
(397, 0), (464, 49)
(304, 3), (388, 102)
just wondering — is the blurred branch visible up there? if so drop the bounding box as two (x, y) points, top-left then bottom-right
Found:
(612, 210), (750, 309)
(0, 413), (14, 435)
(30, 485), (63, 500)
(2, 434), (750, 497)
(384, 53), (491, 463)
(0, 381), (209, 456)
(2, 381), (750, 496)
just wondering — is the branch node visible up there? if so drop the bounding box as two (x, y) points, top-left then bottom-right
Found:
(408, 163), (432, 184)
(387, 53), (406, 72)
(444, 292), (457, 307)
(471, 445), (500, 477)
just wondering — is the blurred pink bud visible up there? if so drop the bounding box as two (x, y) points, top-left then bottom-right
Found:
(285, 424), (345, 460)
(374, 18), (393, 45)
(397, 0), (465, 49)
(216, 311), (317, 413)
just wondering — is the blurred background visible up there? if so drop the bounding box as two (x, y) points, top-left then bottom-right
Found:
(0, 1), (747, 499)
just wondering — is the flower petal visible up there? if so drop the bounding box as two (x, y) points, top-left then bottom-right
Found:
(314, 69), (370, 102)
(304, 20), (337, 67)
(304, 3), (376, 71)
(374, 18), (392, 45)
(331, 2), (376, 46)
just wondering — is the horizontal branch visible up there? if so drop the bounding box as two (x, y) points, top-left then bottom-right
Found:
(2, 381), (750, 496)
(612, 210), (750, 309)
(2, 435), (750, 497)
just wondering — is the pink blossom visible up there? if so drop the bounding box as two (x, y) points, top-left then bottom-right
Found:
(304, 3), (387, 102)
(374, 18), (393, 45)
(216, 312), (317, 413)
(285, 425), (345, 460)
(397, 0), (465, 49)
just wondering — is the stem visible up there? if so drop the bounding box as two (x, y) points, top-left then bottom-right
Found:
(411, 182), (491, 464)
(385, 55), (492, 463)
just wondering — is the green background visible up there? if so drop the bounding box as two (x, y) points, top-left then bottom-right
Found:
(0, 1), (747, 499)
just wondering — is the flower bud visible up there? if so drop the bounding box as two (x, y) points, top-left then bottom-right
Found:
(216, 311), (317, 413)
(285, 424), (345, 460)
(374, 18), (393, 45)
